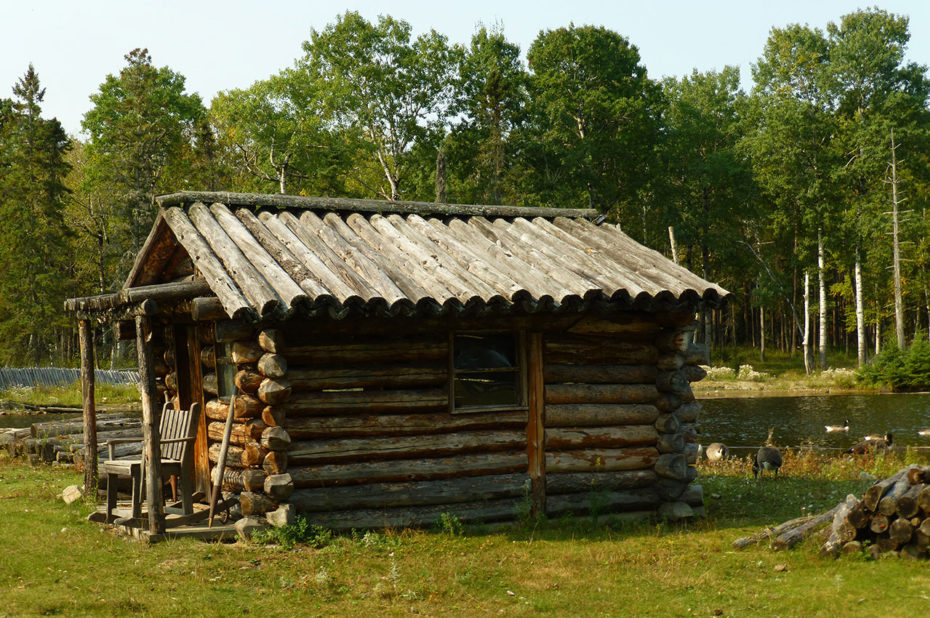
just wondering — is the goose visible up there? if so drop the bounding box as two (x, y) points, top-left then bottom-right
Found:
(919, 429), (930, 438)
(846, 433), (893, 455)
(825, 419), (849, 432)
(753, 428), (782, 479)
(754, 446), (783, 479)
(705, 443), (728, 462)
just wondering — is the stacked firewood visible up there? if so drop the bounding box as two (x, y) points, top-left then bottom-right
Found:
(734, 465), (930, 560)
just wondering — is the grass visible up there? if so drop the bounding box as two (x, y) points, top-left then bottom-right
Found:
(2, 450), (930, 616)
(0, 381), (139, 408)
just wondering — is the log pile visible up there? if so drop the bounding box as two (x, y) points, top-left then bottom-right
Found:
(1, 415), (143, 465)
(733, 466), (930, 560)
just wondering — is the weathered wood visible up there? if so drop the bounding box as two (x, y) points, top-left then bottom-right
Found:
(257, 353), (288, 379)
(906, 466), (930, 485)
(864, 468), (909, 511)
(202, 372), (218, 395)
(676, 402), (701, 424)
(205, 395), (264, 420)
(299, 497), (523, 530)
(545, 383), (659, 405)
(208, 441), (262, 468)
(165, 371), (179, 393)
(889, 518), (914, 547)
(546, 487), (661, 516)
(32, 415), (140, 439)
(918, 486), (930, 515)
(842, 540), (862, 555)
(258, 329), (285, 354)
(654, 413), (680, 434)
(240, 491), (276, 516)
(286, 341), (447, 365)
(263, 473), (294, 501)
(262, 406), (286, 427)
(287, 365), (446, 390)
(545, 447), (659, 473)
(566, 315), (660, 337)
(191, 297), (227, 321)
(683, 343), (708, 365)
(234, 369), (264, 393)
(258, 377), (292, 405)
(654, 453), (687, 480)
(734, 514), (816, 550)
(870, 513), (890, 535)
(287, 430), (526, 466)
(261, 426), (291, 451)
(543, 364), (657, 385)
(136, 314), (164, 535)
(289, 473), (528, 512)
(115, 320), (135, 341)
(285, 388), (448, 415)
(545, 404), (659, 427)
(262, 450), (288, 475)
(846, 501), (870, 529)
(289, 452), (526, 487)
(657, 432), (685, 454)
(878, 477), (912, 516)
(656, 353), (684, 371)
(655, 393), (683, 412)
(286, 410), (527, 439)
(821, 494), (860, 557)
(200, 345), (216, 369)
(897, 484), (926, 519)
(655, 329), (691, 353)
(544, 426), (657, 450)
(544, 337), (658, 365)
(79, 320), (97, 492)
(232, 341), (263, 364)
(545, 470), (658, 494)
(207, 420), (265, 444)
(682, 364), (707, 383)
(527, 332), (545, 516)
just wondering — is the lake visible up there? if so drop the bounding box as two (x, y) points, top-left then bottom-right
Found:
(700, 392), (930, 454)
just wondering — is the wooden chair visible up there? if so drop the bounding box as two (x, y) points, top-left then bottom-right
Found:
(102, 402), (201, 525)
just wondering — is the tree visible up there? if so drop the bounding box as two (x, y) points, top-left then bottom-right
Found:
(297, 12), (459, 201)
(82, 48), (205, 256)
(445, 25), (527, 204)
(521, 25), (662, 217)
(0, 65), (71, 363)
(211, 72), (350, 195)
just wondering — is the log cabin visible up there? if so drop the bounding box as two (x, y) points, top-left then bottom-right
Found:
(65, 191), (727, 535)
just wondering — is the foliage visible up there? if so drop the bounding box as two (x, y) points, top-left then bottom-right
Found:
(0, 381), (138, 407)
(250, 514), (333, 549)
(857, 336), (930, 390)
(436, 511), (465, 536)
(0, 65), (71, 365)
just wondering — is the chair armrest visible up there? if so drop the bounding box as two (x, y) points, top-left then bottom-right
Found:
(104, 436), (143, 460)
(159, 437), (196, 445)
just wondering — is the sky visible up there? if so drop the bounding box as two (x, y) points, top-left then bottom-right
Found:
(2, 1), (929, 137)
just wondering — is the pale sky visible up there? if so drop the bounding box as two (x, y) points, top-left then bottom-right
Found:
(2, 1), (929, 137)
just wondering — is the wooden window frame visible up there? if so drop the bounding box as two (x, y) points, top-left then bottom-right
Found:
(449, 329), (528, 414)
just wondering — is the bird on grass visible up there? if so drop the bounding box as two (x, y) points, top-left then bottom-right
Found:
(846, 433), (893, 455)
(825, 419), (849, 432)
(705, 443), (729, 462)
(753, 428), (782, 479)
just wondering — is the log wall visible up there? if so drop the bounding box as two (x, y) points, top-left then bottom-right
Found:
(192, 309), (707, 527)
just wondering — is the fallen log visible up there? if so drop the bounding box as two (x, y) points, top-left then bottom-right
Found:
(820, 494), (860, 558)
(772, 506), (841, 551)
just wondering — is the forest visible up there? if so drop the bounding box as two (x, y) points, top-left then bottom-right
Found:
(0, 8), (927, 370)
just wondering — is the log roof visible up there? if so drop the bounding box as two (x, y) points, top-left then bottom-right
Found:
(68, 191), (728, 320)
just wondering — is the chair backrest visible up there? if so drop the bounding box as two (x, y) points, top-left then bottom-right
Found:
(157, 401), (201, 462)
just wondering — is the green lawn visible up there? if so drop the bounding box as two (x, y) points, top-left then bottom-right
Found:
(2, 450), (929, 616)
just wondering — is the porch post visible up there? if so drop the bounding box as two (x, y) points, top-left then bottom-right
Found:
(527, 332), (546, 516)
(135, 312), (164, 535)
(79, 320), (97, 493)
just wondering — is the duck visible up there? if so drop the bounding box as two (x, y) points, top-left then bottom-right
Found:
(846, 433), (893, 455)
(753, 428), (782, 479)
(825, 419), (849, 432)
(705, 443), (729, 462)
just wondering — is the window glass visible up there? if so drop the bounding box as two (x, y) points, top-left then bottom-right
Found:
(452, 333), (522, 411)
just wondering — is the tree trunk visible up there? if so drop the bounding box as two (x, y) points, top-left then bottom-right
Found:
(818, 229), (827, 370)
(803, 271), (812, 375)
(891, 129), (905, 350)
(855, 249), (866, 367)
(760, 305), (766, 363)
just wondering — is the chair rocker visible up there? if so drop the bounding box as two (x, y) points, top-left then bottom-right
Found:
(102, 402), (200, 526)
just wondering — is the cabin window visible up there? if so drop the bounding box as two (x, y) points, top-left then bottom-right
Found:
(452, 332), (525, 412)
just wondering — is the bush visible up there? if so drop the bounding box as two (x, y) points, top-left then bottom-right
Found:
(857, 336), (930, 391)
